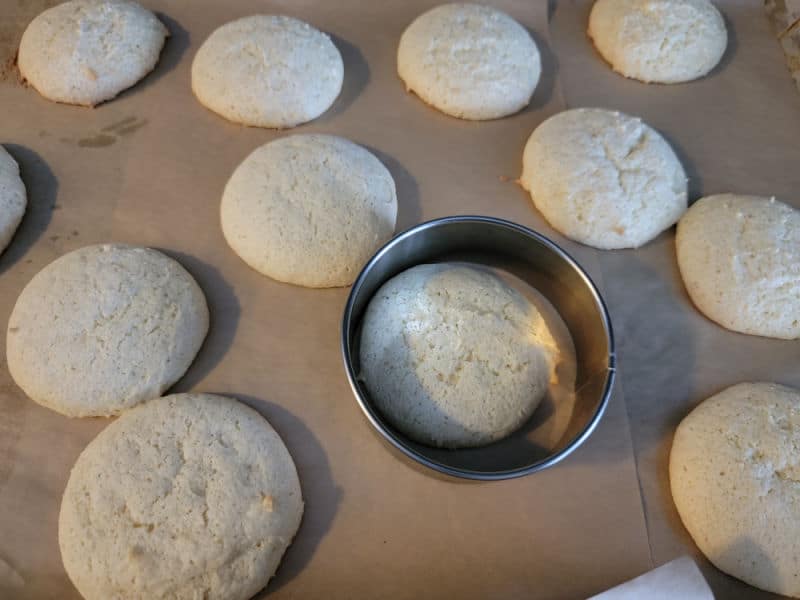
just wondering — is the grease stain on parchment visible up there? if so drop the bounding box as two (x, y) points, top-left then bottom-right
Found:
(77, 133), (116, 148)
(61, 116), (149, 148)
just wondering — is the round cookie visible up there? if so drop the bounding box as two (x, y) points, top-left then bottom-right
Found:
(59, 393), (304, 600)
(359, 263), (557, 448)
(588, 0), (727, 84)
(18, 0), (168, 106)
(0, 146), (26, 254)
(676, 194), (800, 339)
(397, 3), (540, 120)
(670, 382), (800, 597)
(192, 15), (343, 128)
(221, 134), (397, 288)
(7, 244), (209, 417)
(520, 108), (688, 249)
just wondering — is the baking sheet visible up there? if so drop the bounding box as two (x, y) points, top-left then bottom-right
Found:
(551, 1), (800, 598)
(0, 1), (653, 598)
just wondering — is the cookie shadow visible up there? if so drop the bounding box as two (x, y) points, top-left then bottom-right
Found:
(354, 379), (565, 484)
(164, 251), (241, 390)
(701, 537), (782, 599)
(225, 395), (341, 596)
(706, 9), (738, 79)
(362, 145), (421, 233)
(657, 130), (704, 202)
(0, 144), (56, 275)
(547, 0), (558, 22)
(524, 27), (559, 113)
(321, 35), (370, 120)
(591, 242), (697, 531)
(113, 13), (190, 102)
(357, 391), (562, 486)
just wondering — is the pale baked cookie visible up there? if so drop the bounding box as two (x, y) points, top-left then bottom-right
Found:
(221, 134), (397, 288)
(520, 108), (687, 249)
(192, 15), (343, 128)
(359, 264), (557, 448)
(397, 3), (540, 120)
(588, 0), (727, 84)
(670, 382), (800, 597)
(676, 194), (800, 339)
(0, 146), (26, 254)
(18, 0), (168, 106)
(59, 393), (304, 600)
(7, 244), (208, 417)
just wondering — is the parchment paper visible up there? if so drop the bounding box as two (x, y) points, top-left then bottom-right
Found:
(0, 1), (653, 598)
(552, 2), (800, 598)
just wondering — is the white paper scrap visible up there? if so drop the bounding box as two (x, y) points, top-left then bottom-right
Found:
(588, 556), (714, 600)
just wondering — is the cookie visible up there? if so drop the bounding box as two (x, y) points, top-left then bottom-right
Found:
(0, 146), (26, 254)
(520, 108), (687, 249)
(192, 15), (343, 128)
(18, 0), (168, 106)
(398, 3), (540, 120)
(671, 382), (800, 597)
(588, 0), (727, 84)
(676, 194), (800, 339)
(359, 263), (557, 448)
(7, 244), (209, 417)
(221, 134), (397, 288)
(59, 393), (303, 600)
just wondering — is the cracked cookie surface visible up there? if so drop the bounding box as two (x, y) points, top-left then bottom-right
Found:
(59, 393), (304, 600)
(670, 382), (800, 597)
(7, 244), (208, 417)
(520, 107), (687, 249)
